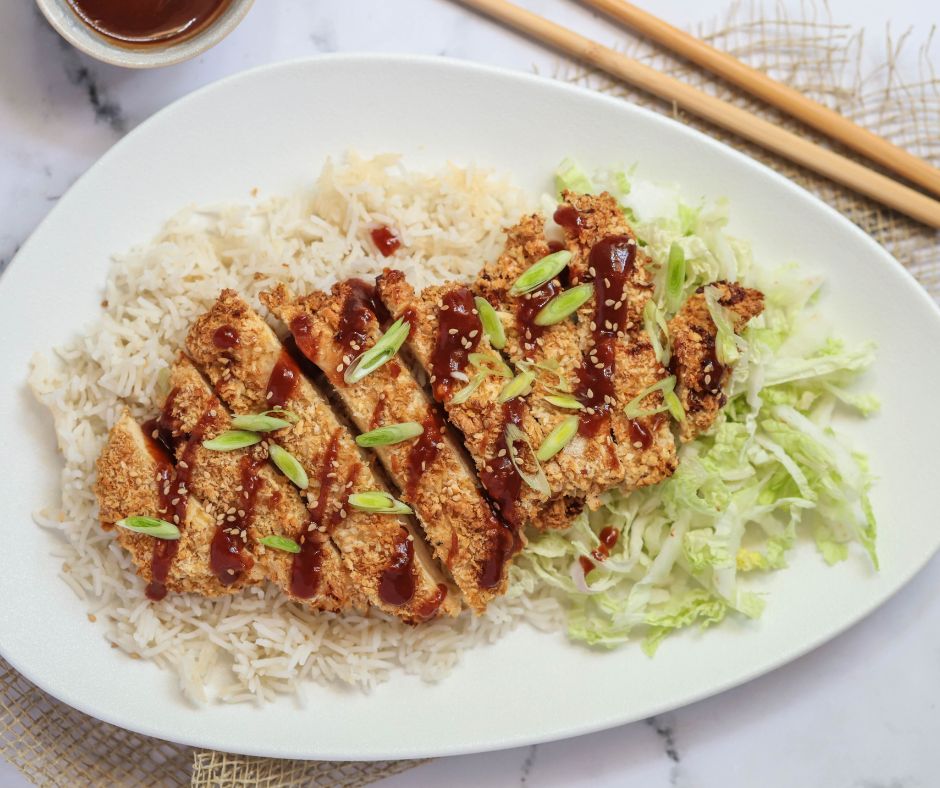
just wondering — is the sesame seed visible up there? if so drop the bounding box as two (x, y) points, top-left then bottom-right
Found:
(336, 363), (344, 372)
(448, 328), (458, 335)
(633, 441), (643, 448)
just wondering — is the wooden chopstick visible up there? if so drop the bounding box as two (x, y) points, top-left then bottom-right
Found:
(582, 0), (940, 199)
(456, 0), (940, 229)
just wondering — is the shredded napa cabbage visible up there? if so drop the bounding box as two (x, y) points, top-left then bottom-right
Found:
(521, 161), (879, 654)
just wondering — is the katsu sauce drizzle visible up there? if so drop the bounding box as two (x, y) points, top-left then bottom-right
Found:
(335, 279), (381, 362)
(378, 529), (416, 607)
(579, 525), (620, 575)
(370, 225), (401, 257)
(515, 280), (561, 357)
(430, 287), (481, 401)
(209, 454), (262, 586)
(289, 429), (342, 599)
(405, 409), (442, 498)
(574, 233), (637, 437)
(140, 387), (216, 600)
(266, 350), (301, 409)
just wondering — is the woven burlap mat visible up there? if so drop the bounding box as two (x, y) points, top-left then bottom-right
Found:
(4, 2), (938, 785)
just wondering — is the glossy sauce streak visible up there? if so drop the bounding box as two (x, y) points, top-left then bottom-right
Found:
(68, 0), (232, 46)
(378, 529), (416, 606)
(479, 398), (525, 527)
(290, 430), (341, 599)
(212, 325), (239, 350)
(209, 454), (261, 586)
(430, 287), (482, 401)
(414, 584), (448, 621)
(369, 396), (388, 429)
(142, 389), (215, 600)
(289, 313), (318, 366)
(405, 409), (442, 497)
(580, 525), (620, 574)
(515, 281), (560, 357)
(266, 351), (301, 409)
(335, 279), (380, 361)
(370, 225), (401, 257)
(575, 234), (637, 437)
(553, 205), (584, 234)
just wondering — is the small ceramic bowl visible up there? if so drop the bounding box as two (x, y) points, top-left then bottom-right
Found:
(35, 0), (255, 69)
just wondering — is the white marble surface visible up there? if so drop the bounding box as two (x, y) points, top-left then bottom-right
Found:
(1, 1), (938, 786)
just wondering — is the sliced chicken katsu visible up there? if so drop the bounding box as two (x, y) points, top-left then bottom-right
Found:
(668, 281), (765, 441)
(475, 213), (625, 511)
(95, 410), (252, 601)
(554, 191), (678, 489)
(375, 270), (571, 533)
(261, 281), (514, 611)
(186, 289), (459, 623)
(156, 354), (361, 611)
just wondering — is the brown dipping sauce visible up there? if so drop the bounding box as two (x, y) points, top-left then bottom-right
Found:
(67, 0), (233, 47)
(405, 409), (443, 498)
(370, 225), (401, 258)
(378, 529), (417, 607)
(579, 525), (620, 575)
(210, 454), (262, 586)
(430, 287), (482, 401)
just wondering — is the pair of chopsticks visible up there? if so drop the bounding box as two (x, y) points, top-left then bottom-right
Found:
(456, 0), (940, 229)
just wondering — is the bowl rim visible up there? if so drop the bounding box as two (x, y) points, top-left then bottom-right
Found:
(33, 0), (256, 69)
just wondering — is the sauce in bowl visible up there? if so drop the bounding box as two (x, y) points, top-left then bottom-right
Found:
(67, 0), (233, 47)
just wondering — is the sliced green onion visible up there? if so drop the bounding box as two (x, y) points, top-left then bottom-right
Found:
(624, 376), (676, 419)
(536, 415), (580, 462)
(664, 242), (686, 314)
(664, 390), (686, 422)
(344, 317), (410, 384)
(155, 367), (171, 399)
(202, 430), (262, 452)
(509, 250), (572, 296)
(356, 422), (423, 447)
(498, 370), (536, 403)
(703, 285), (741, 366)
(348, 491), (413, 515)
(450, 374), (485, 405)
(534, 283), (593, 326)
(544, 393), (584, 410)
(269, 444), (308, 490)
(643, 299), (670, 365)
(505, 424), (550, 495)
(230, 414), (293, 432)
(468, 352), (512, 379)
(115, 516), (180, 540)
(473, 297), (506, 350)
(259, 534), (301, 553)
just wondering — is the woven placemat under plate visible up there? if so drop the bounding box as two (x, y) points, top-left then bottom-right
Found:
(2, 2), (938, 785)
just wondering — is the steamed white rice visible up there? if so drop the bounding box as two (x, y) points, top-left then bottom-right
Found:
(28, 153), (565, 704)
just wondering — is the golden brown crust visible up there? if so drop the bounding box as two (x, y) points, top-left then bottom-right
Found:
(669, 281), (765, 441)
(159, 355), (359, 611)
(555, 192), (678, 489)
(475, 214), (625, 514)
(262, 281), (513, 612)
(94, 410), (245, 598)
(375, 270), (552, 533)
(186, 289), (458, 622)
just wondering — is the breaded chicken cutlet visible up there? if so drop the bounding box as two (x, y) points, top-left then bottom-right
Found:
(261, 280), (515, 611)
(93, 192), (764, 621)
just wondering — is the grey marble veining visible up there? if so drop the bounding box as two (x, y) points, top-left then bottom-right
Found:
(0, 2), (938, 787)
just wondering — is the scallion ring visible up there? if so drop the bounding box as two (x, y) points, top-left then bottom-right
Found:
(536, 415), (580, 462)
(664, 390), (686, 422)
(115, 516), (180, 540)
(268, 444), (309, 490)
(505, 424), (550, 495)
(258, 534), (301, 554)
(450, 374), (485, 405)
(473, 297), (507, 350)
(348, 491), (413, 515)
(664, 242), (687, 314)
(356, 422), (424, 448)
(230, 413), (294, 432)
(534, 283), (594, 326)
(509, 250), (572, 296)
(623, 376), (676, 420)
(344, 317), (410, 384)
(468, 351), (512, 378)
(544, 393), (584, 410)
(498, 370), (536, 403)
(202, 430), (263, 452)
